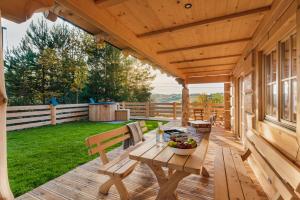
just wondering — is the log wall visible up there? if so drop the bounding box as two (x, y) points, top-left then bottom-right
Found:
(231, 0), (300, 198)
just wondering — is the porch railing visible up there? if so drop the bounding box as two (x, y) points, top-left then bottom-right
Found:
(6, 102), (224, 131)
(119, 102), (224, 121)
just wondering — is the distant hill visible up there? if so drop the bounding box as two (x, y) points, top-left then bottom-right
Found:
(151, 93), (203, 103)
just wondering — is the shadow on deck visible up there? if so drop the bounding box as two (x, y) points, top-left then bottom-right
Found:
(16, 121), (267, 200)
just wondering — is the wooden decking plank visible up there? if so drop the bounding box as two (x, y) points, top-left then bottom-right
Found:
(231, 150), (261, 200)
(16, 193), (40, 200)
(223, 147), (245, 200)
(30, 187), (67, 200)
(214, 147), (229, 200)
(42, 181), (94, 200)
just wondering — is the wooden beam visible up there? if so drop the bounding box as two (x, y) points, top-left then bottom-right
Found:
(178, 63), (236, 70)
(95, 0), (127, 8)
(181, 65), (233, 73)
(157, 38), (251, 54)
(137, 6), (271, 39)
(55, 0), (184, 78)
(0, 9), (14, 200)
(0, 0), (54, 23)
(186, 75), (231, 84)
(170, 54), (241, 64)
(185, 69), (232, 77)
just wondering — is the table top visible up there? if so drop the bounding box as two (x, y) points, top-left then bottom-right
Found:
(129, 133), (210, 175)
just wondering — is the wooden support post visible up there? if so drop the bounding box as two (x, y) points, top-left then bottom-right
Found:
(182, 83), (190, 126)
(295, 0), (300, 163)
(0, 10), (14, 200)
(224, 82), (231, 130)
(50, 105), (57, 125)
(296, 0), (300, 149)
(121, 101), (125, 109)
(173, 102), (177, 120)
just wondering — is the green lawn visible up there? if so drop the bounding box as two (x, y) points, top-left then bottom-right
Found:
(7, 120), (167, 197)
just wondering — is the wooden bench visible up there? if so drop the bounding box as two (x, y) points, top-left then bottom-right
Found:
(214, 147), (262, 200)
(85, 126), (143, 200)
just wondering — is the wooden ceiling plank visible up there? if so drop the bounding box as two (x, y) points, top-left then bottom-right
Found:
(157, 37), (252, 54)
(55, 0), (184, 78)
(180, 65), (233, 73)
(137, 5), (271, 39)
(184, 69), (232, 76)
(187, 75), (231, 84)
(170, 54), (241, 64)
(177, 63), (236, 70)
(95, 0), (127, 8)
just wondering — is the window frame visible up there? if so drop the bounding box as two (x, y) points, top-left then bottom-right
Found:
(263, 33), (297, 131)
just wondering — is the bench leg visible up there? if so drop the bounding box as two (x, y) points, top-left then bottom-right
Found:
(241, 149), (251, 161)
(156, 170), (190, 200)
(113, 177), (130, 200)
(99, 178), (114, 195)
(201, 166), (210, 177)
(99, 177), (130, 200)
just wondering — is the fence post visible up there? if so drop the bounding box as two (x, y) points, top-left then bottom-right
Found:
(122, 101), (125, 109)
(145, 102), (150, 118)
(50, 105), (57, 125)
(173, 102), (177, 119)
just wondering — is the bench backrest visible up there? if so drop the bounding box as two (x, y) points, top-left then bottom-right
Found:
(247, 130), (300, 199)
(85, 126), (130, 164)
(138, 120), (148, 133)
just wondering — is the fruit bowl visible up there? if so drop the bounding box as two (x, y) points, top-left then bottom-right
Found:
(168, 137), (197, 155)
(169, 146), (196, 155)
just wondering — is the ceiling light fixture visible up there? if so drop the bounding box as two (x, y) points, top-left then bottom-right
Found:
(184, 3), (192, 9)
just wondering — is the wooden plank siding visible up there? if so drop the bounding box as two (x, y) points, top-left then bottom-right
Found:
(6, 104), (89, 131)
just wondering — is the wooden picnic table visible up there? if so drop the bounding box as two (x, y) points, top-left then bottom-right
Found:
(129, 133), (210, 200)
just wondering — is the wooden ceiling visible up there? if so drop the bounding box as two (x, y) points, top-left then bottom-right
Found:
(0, 0), (274, 83)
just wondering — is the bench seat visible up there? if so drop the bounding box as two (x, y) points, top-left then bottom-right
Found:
(215, 147), (262, 200)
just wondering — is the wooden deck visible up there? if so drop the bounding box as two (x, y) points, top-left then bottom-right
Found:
(16, 121), (267, 200)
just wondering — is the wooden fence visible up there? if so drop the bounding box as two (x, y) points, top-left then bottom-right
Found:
(119, 102), (224, 121)
(7, 102), (224, 131)
(7, 104), (88, 131)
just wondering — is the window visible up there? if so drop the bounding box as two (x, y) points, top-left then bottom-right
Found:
(264, 33), (297, 128)
(265, 50), (277, 118)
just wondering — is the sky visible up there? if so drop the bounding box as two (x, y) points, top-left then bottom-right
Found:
(1, 13), (224, 95)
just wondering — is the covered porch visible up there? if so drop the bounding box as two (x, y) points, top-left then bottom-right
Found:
(0, 0), (300, 200)
(15, 121), (266, 200)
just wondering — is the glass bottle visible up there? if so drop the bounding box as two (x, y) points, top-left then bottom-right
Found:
(156, 122), (164, 144)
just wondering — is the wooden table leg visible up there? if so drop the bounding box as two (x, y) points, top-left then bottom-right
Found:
(146, 164), (190, 200)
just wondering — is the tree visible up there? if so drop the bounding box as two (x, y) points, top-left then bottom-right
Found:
(5, 18), (155, 105)
(83, 35), (154, 102)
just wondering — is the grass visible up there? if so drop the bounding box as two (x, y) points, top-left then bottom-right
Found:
(7, 120), (167, 197)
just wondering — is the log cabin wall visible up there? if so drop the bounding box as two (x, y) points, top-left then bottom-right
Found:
(232, 0), (300, 198)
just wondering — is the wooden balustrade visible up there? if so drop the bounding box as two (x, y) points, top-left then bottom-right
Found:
(7, 104), (89, 131)
(6, 102), (224, 131)
(121, 102), (224, 121)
